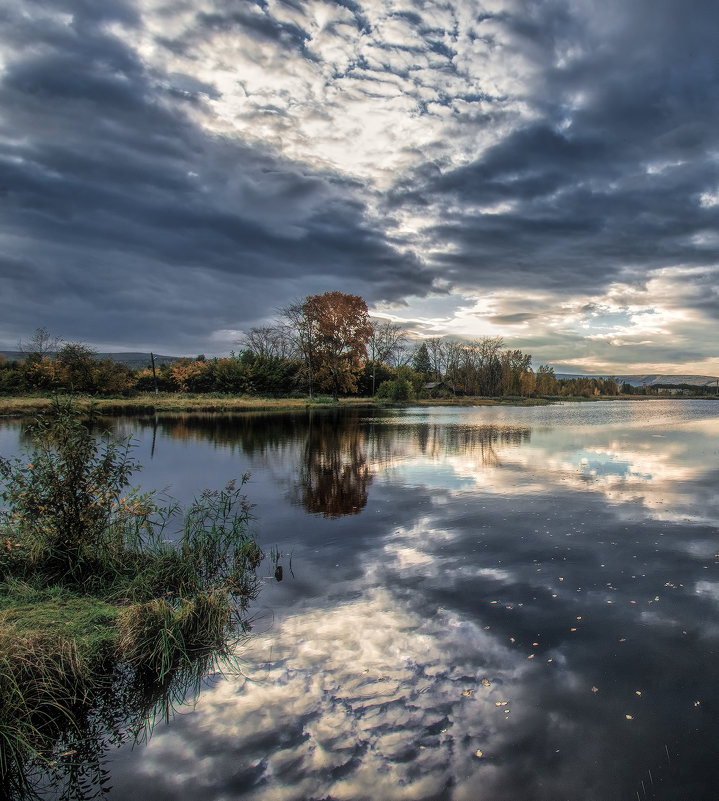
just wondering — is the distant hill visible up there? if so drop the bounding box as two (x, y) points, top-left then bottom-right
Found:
(0, 351), (180, 369)
(556, 373), (719, 388)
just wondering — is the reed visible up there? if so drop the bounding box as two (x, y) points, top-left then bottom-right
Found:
(0, 400), (264, 795)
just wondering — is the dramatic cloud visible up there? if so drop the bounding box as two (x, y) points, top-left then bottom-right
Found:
(1, 0), (718, 369)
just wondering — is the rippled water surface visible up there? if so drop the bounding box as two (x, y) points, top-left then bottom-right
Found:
(3, 399), (719, 800)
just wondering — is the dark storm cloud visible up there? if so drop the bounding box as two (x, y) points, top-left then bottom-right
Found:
(2, 0), (719, 360)
(0, 0), (431, 352)
(392, 0), (719, 314)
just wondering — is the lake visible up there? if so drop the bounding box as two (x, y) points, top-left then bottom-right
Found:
(2, 399), (719, 800)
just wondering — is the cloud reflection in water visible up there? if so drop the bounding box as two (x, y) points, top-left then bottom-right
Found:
(96, 401), (719, 799)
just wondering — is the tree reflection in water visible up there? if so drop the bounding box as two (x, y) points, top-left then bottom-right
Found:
(296, 410), (372, 518)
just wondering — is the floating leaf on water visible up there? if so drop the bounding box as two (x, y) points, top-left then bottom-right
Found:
(509, 637), (515, 643)
(625, 715), (633, 720)
(482, 678), (491, 687)
(591, 686), (599, 693)
(495, 700), (508, 707)
(532, 642), (539, 646)
(527, 654), (535, 659)
(547, 658), (553, 663)
(619, 637), (627, 643)
(635, 691), (642, 696)
(694, 700), (701, 707)
(462, 689), (473, 697)
(475, 749), (483, 758)
(570, 627), (577, 632)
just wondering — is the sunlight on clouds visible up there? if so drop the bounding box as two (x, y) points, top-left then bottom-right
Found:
(699, 190), (719, 207)
(123, 0), (538, 185)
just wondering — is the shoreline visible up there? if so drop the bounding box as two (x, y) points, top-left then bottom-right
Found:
(0, 392), (716, 419)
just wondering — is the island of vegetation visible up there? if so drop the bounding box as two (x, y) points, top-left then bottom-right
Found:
(4, 291), (712, 419)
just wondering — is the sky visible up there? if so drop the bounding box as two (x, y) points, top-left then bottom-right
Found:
(1, 0), (719, 374)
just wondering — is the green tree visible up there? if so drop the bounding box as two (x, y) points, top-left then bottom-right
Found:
(411, 342), (431, 377)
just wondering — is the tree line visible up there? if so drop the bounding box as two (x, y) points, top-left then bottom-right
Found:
(1, 293), (629, 399)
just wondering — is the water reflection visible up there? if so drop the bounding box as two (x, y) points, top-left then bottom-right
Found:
(3, 401), (719, 799)
(294, 411), (372, 518)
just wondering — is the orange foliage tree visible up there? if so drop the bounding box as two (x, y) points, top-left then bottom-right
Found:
(301, 291), (372, 401)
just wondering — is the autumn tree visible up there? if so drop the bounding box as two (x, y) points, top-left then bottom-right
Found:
(55, 343), (97, 393)
(535, 365), (558, 395)
(301, 291), (372, 401)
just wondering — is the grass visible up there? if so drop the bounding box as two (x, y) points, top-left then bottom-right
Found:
(0, 393), (375, 418)
(0, 401), (265, 796)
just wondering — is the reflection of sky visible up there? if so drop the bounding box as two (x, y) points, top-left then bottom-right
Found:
(3, 401), (719, 799)
(106, 476), (719, 800)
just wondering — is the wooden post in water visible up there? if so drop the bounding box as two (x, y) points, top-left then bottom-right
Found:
(150, 352), (159, 394)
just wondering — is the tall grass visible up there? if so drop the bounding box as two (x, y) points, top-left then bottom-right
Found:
(0, 399), (265, 797)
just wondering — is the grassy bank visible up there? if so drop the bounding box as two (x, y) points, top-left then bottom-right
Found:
(0, 392), (558, 419)
(0, 400), (265, 796)
(0, 393), (347, 418)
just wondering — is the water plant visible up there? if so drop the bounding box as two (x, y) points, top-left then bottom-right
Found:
(0, 399), (264, 798)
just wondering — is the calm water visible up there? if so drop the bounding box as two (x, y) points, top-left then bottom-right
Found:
(3, 400), (719, 800)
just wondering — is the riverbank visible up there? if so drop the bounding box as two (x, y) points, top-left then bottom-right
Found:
(0, 393), (557, 418)
(3, 392), (714, 420)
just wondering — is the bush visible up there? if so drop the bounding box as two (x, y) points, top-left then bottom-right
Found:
(0, 399), (148, 584)
(376, 378), (412, 401)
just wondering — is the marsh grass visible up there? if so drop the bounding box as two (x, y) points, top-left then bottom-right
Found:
(0, 399), (264, 797)
(0, 392), (373, 420)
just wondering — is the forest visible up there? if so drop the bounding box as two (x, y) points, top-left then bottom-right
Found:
(0, 291), (632, 400)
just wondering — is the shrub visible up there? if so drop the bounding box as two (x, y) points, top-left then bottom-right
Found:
(376, 378), (412, 401)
